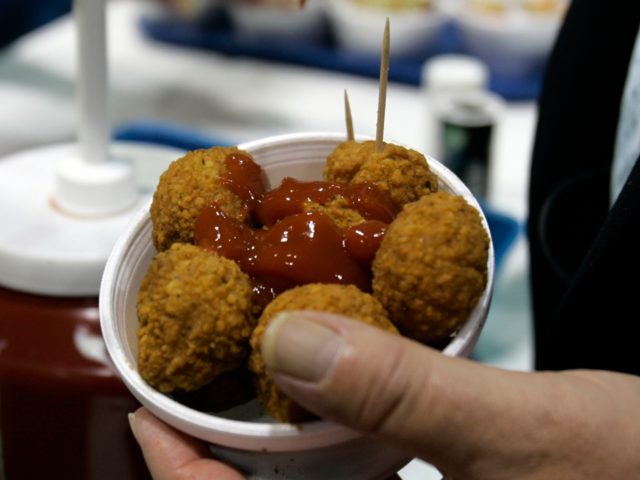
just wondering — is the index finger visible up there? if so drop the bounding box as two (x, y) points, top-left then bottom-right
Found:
(130, 407), (245, 480)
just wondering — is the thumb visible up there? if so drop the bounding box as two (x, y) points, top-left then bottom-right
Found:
(260, 311), (540, 474)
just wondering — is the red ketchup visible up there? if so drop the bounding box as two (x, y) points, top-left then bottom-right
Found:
(194, 153), (399, 308)
(255, 177), (397, 226)
(221, 151), (268, 212)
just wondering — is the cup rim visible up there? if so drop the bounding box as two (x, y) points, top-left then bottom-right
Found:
(99, 131), (494, 451)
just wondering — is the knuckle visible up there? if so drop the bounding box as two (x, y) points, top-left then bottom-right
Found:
(351, 342), (427, 435)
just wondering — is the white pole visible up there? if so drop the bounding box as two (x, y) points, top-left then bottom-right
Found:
(74, 0), (109, 165)
(55, 0), (136, 215)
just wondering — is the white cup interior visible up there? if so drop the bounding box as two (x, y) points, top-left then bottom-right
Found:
(99, 132), (494, 452)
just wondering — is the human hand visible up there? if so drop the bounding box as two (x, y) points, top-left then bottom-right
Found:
(128, 407), (244, 480)
(129, 405), (403, 480)
(260, 311), (640, 480)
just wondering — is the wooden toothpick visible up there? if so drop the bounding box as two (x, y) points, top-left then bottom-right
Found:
(344, 90), (355, 141)
(375, 18), (390, 153)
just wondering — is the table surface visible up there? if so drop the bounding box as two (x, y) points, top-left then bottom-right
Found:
(0, 2), (537, 478)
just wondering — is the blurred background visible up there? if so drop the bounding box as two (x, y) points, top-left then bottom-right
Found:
(0, 0), (568, 478)
(0, 0), (71, 47)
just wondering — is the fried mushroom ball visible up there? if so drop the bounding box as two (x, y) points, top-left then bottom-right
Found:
(324, 140), (439, 207)
(137, 243), (254, 393)
(249, 283), (398, 423)
(372, 191), (489, 347)
(150, 147), (250, 251)
(303, 196), (366, 230)
(323, 140), (370, 185)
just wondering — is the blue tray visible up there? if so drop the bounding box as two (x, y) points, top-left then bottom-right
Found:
(114, 119), (521, 271)
(139, 15), (543, 102)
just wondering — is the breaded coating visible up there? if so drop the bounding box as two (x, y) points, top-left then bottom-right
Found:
(372, 192), (489, 347)
(150, 147), (249, 251)
(303, 196), (365, 230)
(249, 283), (398, 423)
(137, 243), (254, 393)
(324, 140), (439, 208)
(324, 140), (370, 185)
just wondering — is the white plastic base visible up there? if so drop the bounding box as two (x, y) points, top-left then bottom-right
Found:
(55, 154), (137, 216)
(0, 141), (183, 297)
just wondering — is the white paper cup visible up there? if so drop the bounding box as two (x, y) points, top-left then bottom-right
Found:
(455, 1), (567, 78)
(326, 0), (448, 59)
(226, 0), (326, 42)
(100, 132), (494, 479)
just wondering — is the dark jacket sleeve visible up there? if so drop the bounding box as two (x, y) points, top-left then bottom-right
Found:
(528, 0), (640, 373)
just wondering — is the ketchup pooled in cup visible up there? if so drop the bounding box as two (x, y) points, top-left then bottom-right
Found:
(194, 152), (398, 308)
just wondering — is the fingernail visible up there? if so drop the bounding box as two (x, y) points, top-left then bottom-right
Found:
(261, 312), (345, 382)
(128, 412), (137, 440)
